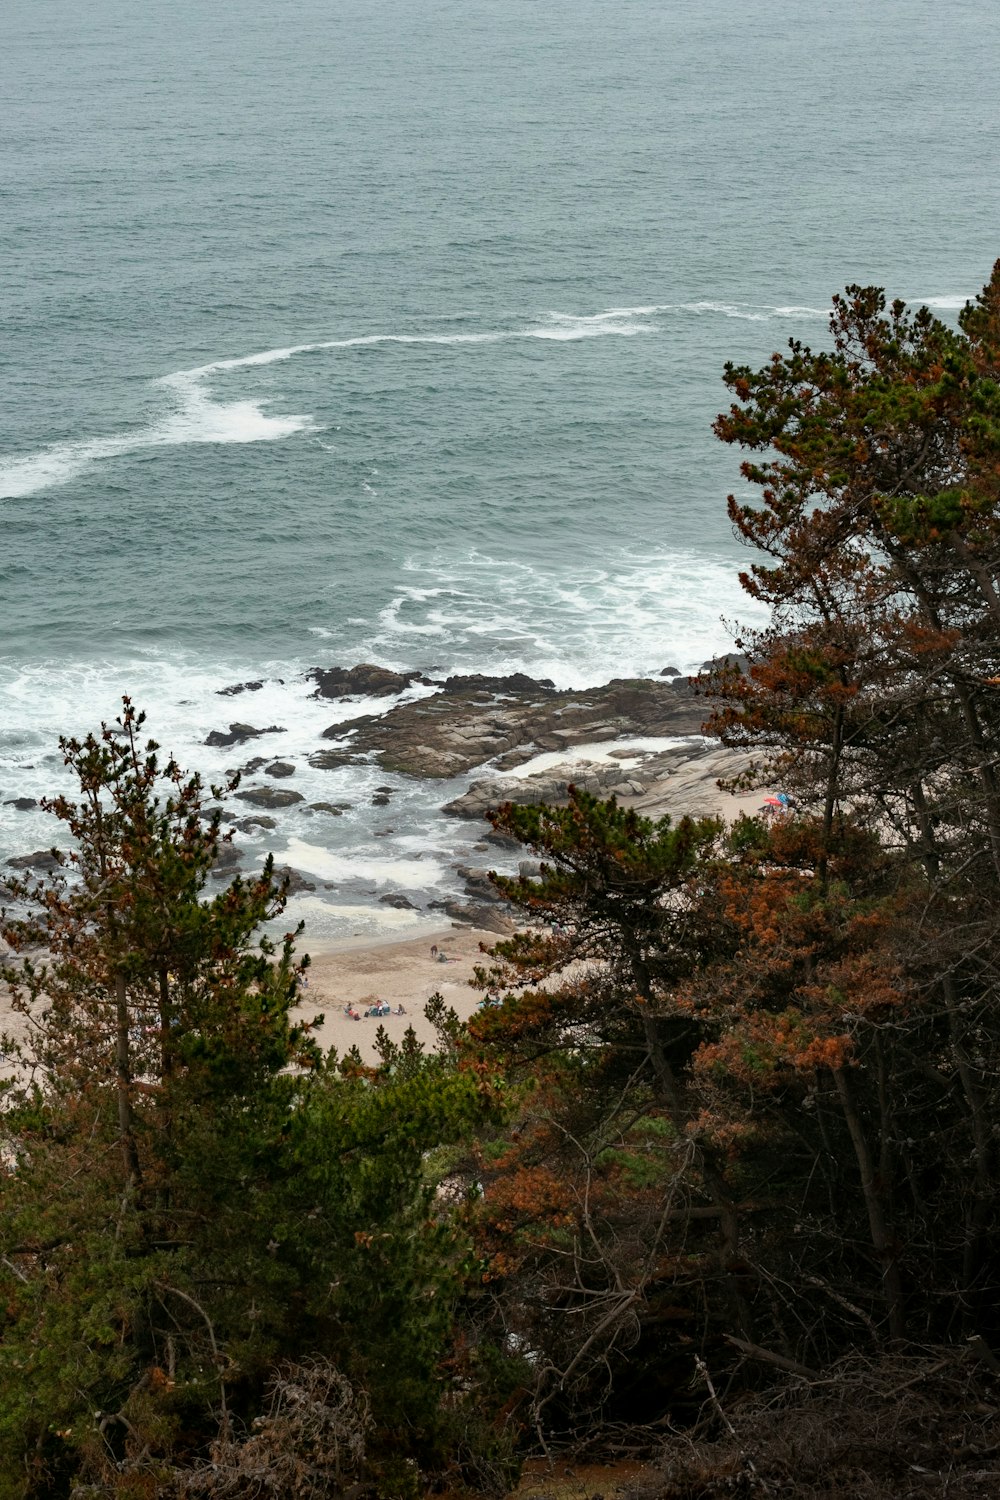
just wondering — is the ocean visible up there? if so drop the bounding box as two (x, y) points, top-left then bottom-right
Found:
(3, 0), (998, 937)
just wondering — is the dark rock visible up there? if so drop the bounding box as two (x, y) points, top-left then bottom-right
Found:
(236, 816), (278, 831)
(309, 802), (347, 816)
(372, 828), (395, 838)
(318, 709), (384, 742)
(439, 671), (556, 695)
(211, 843), (243, 877)
(196, 805), (230, 823)
(659, 665), (681, 677)
(308, 748), (359, 770)
(265, 761), (296, 778)
(374, 785), (394, 794)
(4, 797), (38, 811)
(440, 900), (512, 934)
(234, 786), (305, 809)
(239, 757), (268, 776)
(273, 865), (317, 895)
(205, 723), (286, 749)
(218, 679), (264, 696)
(379, 892), (416, 909)
(371, 793), (391, 806)
(324, 674), (705, 779)
(307, 663), (425, 700)
(456, 865), (504, 902)
(6, 849), (62, 872)
(483, 831), (521, 851)
(492, 747), (545, 771)
(700, 653), (748, 674)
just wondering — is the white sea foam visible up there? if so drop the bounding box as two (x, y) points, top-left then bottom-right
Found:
(502, 736), (693, 780)
(0, 308), (662, 499)
(0, 374), (315, 500)
(0, 297), (872, 499)
(0, 539), (759, 939)
(363, 547), (764, 686)
(1, 293), (893, 501)
(277, 838), (442, 889)
(0, 298), (836, 502)
(681, 300), (767, 321)
(914, 295), (972, 311)
(284, 896), (425, 934)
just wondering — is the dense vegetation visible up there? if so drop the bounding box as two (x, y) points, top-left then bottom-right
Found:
(4, 267), (1000, 1496)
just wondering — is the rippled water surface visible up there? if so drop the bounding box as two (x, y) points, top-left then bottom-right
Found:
(3, 0), (998, 926)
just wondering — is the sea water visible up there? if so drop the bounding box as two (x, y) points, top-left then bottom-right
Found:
(2, 0), (998, 935)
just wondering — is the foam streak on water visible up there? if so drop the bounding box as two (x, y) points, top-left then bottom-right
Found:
(1, 295), (976, 502)
(0, 308), (657, 500)
(0, 383), (314, 501)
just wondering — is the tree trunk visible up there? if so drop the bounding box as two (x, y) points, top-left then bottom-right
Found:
(942, 972), (993, 1298)
(115, 969), (143, 1190)
(833, 1065), (905, 1340)
(629, 942), (754, 1338)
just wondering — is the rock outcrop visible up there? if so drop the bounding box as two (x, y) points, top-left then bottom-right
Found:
(6, 849), (63, 873)
(205, 723), (286, 749)
(436, 900), (513, 934)
(210, 843), (243, 879)
(442, 743), (753, 821)
(312, 673), (705, 779)
(307, 664), (428, 700)
(273, 865), (317, 895)
(234, 786), (305, 809)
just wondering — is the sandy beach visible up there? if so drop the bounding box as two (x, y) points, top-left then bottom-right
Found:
(0, 922), (497, 1070)
(283, 762), (764, 1060)
(295, 923), (502, 1060)
(1, 751), (767, 1068)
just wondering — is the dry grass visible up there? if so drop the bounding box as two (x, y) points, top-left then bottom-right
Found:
(513, 1457), (652, 1500)
(624, 1346), (1000, 1499)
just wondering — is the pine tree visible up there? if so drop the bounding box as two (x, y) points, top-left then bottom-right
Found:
(0, 703), (505, 1497)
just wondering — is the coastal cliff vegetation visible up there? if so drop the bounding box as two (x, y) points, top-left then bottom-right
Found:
(4, 269), (1000, 1496)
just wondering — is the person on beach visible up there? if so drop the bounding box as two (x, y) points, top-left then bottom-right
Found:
(430, 944), (438, 958)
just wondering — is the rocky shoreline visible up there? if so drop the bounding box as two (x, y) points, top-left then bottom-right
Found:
(308, 665), (704, 777)
(3, 661), (758, 935)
